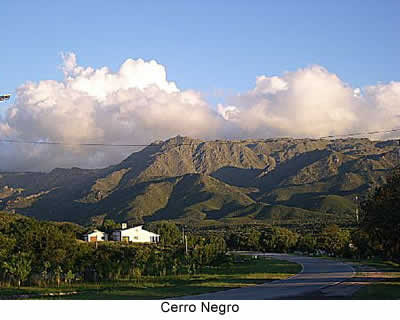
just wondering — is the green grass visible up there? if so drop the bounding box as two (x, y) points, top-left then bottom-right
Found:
(318, 256), (400, 299)
(0, 257), (301, 300)
(0, 286), (78, 297)
(353, 273), (400, 300)
(356, 259), (400, 272)
(320, 256), (400, 272)
(351, 259), (400, 300)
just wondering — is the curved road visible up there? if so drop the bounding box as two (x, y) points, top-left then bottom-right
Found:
(181, 253), (355, 300)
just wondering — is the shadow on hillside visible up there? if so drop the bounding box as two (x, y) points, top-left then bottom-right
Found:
(259, 149), (331, 192)
(211, 167), (262, 188)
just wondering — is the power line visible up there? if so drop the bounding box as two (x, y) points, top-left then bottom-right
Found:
(0, 139), (153, 147)
(0, 127), (400, 148)
(318, 127), (400, 139)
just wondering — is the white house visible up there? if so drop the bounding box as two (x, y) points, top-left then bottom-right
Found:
(84, 229), (108, 242)
(112, 225), (160, 243)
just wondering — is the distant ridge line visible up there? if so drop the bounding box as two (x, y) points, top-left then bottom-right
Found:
(318, 127), (400, 139)
(1, 127), (400, 148)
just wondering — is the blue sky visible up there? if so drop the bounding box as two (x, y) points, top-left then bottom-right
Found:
(1, 0), (399, 104)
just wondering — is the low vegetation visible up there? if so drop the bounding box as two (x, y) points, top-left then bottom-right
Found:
(0, 256), (300, 299)
(0, 226), (301, 299)
(354, 278), (400, 300)
(0, 213), (228, 289)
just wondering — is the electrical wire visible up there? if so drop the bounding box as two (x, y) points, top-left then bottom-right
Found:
(0, 139), (155, 147)
(0, 127), (399, 148)
(318, 127), (400, 139)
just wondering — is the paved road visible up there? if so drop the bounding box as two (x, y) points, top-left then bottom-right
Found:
(180, 253), (355, 300)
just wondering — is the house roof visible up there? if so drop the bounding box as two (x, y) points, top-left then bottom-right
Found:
(115, 224), (143, 231)
(116, 225), (160, 236)
(85, 229), (104, 235)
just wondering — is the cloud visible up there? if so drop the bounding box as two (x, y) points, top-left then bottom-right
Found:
(1, 55), (400, 171)
(0, 53), (220, 171)
(217, 105), (240, 121)
(218, 66), (400, 139)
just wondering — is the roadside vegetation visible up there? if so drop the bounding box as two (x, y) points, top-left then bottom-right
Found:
(0, 214), (228, 289)
(0, 213), (301, 299)
(0, 255), (300, 299)
(350, 260), (400, 300)
(353, 278), (400, 300)
(350, 169), (400, 299)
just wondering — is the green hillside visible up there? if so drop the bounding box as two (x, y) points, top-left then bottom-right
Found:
(0, 136), (398, 226)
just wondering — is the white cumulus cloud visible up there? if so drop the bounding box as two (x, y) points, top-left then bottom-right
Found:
(219, 66), (400, 139)
(0, 53), (220, 171)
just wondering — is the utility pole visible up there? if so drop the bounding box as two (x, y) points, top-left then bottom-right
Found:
(354, 195), (359, 225)
(398, 140), (400, 167)
(182, 225), (188, 255)
(185, 235), (188, 255)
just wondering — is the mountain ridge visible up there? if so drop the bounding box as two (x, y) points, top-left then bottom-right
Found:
(0, 136), (399, 225)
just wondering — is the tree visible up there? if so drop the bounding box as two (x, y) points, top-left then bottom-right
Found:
(227, 229), (260, 251)
(351, 229), (377, 260)
(101, 219), (120, 234)
(246, 230), (261, 251)
(40, 261), (51, 286)
(2, 252), (32, 287)
(360, 169), (400, 261)
(131, 267), (142, 282)
(318, 224), (350, 256)
(55, 265), (63, 287)
(0, 234), (16, 283)
(297, 234), (317, 253)
(260, 227), (298, 253)
(151, 222), (181, 246)
(65, 270), (75, 285)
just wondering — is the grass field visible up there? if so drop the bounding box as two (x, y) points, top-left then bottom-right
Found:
(353, 273), (400, 300)
(352, 260), (400, 300)
(0, 256), (301, 300)
(319, 256), (400, 299)
(321, 256), (400, 271)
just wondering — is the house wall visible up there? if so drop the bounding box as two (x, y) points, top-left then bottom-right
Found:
(119, 226), (160, 243)
(84, 230), (107, 242)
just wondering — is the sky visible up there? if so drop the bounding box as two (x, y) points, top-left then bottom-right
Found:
(1, 1), (399, 171)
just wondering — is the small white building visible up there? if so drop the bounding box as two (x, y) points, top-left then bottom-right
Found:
(84, 229), (108, 242)
(112, 225), (160, 243)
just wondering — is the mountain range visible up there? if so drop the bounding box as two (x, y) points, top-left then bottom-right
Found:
(1, 136), (399, 226)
